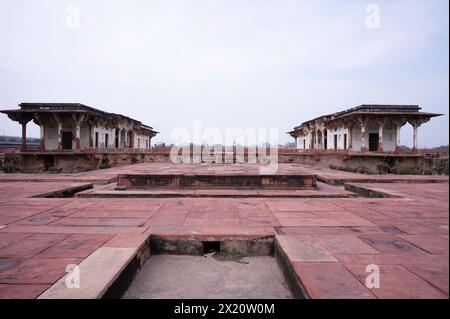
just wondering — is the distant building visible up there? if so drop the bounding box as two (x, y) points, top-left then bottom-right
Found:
(1, 103), (158, 151)
(288, 105), (442, 152)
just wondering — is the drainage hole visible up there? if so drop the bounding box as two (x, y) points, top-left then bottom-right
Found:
(202, 241), (220, 254)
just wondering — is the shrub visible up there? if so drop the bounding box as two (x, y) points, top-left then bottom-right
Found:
(376, 163), (391, 174)
(99, 162), (110, 169)
(46, 167), (62, 174)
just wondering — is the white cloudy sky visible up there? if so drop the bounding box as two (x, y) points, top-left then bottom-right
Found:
(0, 0), (448, 146)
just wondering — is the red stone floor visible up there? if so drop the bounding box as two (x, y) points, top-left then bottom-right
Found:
(0, 163), (448, 299)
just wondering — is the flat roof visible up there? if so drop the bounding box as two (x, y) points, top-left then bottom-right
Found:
(291, 104), (442, 132)
(1, 102), (156, 131)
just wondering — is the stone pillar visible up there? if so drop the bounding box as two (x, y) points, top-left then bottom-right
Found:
(75, 121), (81, 150)
(20, 121), (28, 152)
(348, 127), (353, 150)
(395, 125), (401, 152)
(130, 131), (134, 148)
(413, 123), (419, 151)
(305, 131), (309, 150)
(360, 122), (367, 152)
(321, 130), (325, 150)
(294, 136), (298, 149)
(57, 120), (63, 150)
(88, 126), (93, 148)
(39, 124), (45, 151)
(378, 123), (384, 152)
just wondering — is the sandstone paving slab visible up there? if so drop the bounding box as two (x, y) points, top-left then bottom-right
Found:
(38, 202), (99, 217)
(357, 234), (430, 254)
(0, 216), (26, 225)
(276, 235), (336, 262)
(144, 226), (277, 237)
(397, 234), (449, 254)
(183, 217), (241, 228)
(0, 225), (146, 234)
(0, 233), (33, 250)
(265, 200), (346, 212)
(315, 235), (381, 255)
(51, 217), (149, 227)
(273, 211), (317, 218)
(0, 284), (51, 299)
(334, 253), (448, 266)
(292, 262), (374, 299)
(195, 189), (259, 197)
(34, 233), (114, 259)
(0, 258), (81, 284)
(240, 216), (280, 227)
(396, 223), (449, 236)
(146, 214), (188, 226)
(278, 226), (404, 236)
(277, 217), (375, 227)
(0, 233), (70, 258)
(404, 264), (449, 295)
(85, 200), (165, 211)
(187, 210), (239, 219)
(0, 164), (448, 299)
(12, 215), (63, 226)
(38, 247), (137, 299)
(103, 233), (150, 248)
(345, 264), (447, 299)
(70, 210), (157, 218)
(0, 259), (22, 273)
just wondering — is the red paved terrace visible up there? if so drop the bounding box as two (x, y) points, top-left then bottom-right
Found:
(0, 163), (448, 299)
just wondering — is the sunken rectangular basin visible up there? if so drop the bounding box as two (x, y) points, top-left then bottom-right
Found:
(116, 173), (316, 189)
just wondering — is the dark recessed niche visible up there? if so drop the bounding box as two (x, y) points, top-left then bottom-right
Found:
(202, 241), (220, 254)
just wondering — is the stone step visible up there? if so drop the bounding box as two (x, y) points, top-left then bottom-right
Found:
(77, 188), (355, 199)
(116, 173), (316, 189)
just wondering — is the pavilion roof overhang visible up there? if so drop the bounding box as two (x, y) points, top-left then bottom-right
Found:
(330, 111), (443, 121)
(1, 102), (157, 133)
(288, 105), (443, 135)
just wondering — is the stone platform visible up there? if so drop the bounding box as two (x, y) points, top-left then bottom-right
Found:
(0, 163), (448, 299)
(116, 173), (316, 190)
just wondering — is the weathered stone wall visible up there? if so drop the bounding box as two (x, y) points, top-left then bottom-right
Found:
(1, 150), (445, 175)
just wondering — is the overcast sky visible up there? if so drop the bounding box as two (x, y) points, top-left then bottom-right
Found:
(0, 0), (448, 147)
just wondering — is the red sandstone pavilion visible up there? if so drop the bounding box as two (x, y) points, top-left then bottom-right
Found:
(288, 104), (442, 152)
(1, 103), (158, 152)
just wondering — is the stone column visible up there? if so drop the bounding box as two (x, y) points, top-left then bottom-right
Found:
(413, 122), (419, 151)
(294, 136), (298, 149)
(88, 126), (93, 148)
(305, 131), (309, 150)
(39, 123), (45, 151)
(57, 120), (63, 150)
(378, 122), (384, 152)
(395, 125), (401, 152)
(323, 131), (326, 149)
(75, 121), (81, 150)
(20, 120), (28, 152)
(360, 122), (367, 152)
(129, 130), (134, 149)
(348, 127), (353, 150)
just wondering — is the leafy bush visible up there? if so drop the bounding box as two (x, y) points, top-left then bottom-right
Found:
(99, 162), (110, 169)
(46, 167), (62, 174)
